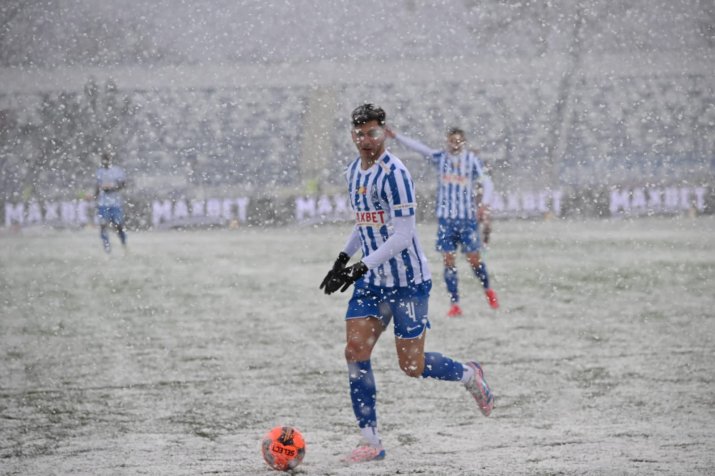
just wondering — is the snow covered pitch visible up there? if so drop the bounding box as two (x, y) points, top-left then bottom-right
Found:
(1, 217), (713, 475)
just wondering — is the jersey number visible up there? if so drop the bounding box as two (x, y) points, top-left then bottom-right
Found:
(405, 302), (417, 322)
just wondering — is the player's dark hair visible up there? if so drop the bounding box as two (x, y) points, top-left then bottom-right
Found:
(351, 103), (386, 127)
(447, 127), (465, 138)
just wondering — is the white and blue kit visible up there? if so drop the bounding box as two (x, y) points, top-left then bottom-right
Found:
(95, 164), (127, 252)
(392, 133), (495, 304)
(341, 151), (433, 339)
(393, 133), (492, 253)
(344, 151), (431, 287)
(432, 148), (485, 222)
(96, 165), (126, 223)
(339, 150), (471, 432)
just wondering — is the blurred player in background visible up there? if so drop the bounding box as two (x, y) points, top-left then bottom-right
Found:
(320, 104), (494, 464)
(386, 126), (499, 317)
(94, 151), (127, 253)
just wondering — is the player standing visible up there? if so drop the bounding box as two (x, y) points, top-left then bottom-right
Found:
(94, 151), (128, 253)
(320, 104), (494, 464)
(386, 127), (499, 317)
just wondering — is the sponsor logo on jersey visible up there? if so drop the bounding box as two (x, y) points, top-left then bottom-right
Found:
(356, 210), (386, 226)
(393, 203), (414, 211)
(441, 174), (469, 186)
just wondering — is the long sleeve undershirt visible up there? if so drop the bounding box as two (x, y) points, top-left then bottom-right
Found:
(480, 175), (495, 206)
(341, 226), (362, 257)
(395, 133), (496, 208)
(393, 133), (439, 157)
(342, 215), (415, 270)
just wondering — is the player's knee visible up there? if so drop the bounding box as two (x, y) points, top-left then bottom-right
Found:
(443, 254), (456, 268)
(345, 342), (371, 362)
(467, 252), (481, 268)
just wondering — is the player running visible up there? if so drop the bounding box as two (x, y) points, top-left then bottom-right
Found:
(385, 126), (499, 317)
(320, 104), (494, 464)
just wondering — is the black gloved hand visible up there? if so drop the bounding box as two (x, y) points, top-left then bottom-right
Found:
(320, 258), (368, 295)
(320, 252), (350, 294)
(336, 261), (368, 293)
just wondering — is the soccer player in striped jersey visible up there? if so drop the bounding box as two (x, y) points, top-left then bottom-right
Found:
(94, 151), (128, 253)
(320, 104), (494, 464)
(385, 126), (499, 317)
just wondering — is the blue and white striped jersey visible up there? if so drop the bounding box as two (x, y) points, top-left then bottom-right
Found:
(430, 150), (485, 221)
(96, 166), (126, 207)
(392, 133), (487, 221)
(345, 151), (431, 288)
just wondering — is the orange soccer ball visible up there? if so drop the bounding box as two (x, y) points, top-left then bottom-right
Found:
(261, 426), (306, 471)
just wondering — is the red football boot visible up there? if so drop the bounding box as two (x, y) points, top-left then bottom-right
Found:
(485, 289), (499, 309)
(447, 303), (463, 317)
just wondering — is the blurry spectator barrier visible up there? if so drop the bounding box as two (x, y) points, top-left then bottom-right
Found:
(3, 185), (711, 230)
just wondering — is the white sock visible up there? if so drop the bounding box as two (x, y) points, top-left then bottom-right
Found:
(360, 426), (382, 448)
(461, 364), (474, 383)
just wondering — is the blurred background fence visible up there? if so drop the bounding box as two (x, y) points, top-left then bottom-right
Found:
(1, 0), (713, 227)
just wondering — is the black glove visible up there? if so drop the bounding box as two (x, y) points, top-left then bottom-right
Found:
(320, 260), (368, 295)
(336, 261), (368, 293)
(320, 252), (350, 294)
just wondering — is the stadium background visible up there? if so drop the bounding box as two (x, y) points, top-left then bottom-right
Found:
(1, 0), (713, 227)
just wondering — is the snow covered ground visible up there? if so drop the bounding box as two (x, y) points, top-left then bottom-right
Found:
(1, 216), (714, 475)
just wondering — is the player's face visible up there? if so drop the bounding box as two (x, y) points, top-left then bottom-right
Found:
(352, 120), (386, 162)
(447, 133), (465, 154)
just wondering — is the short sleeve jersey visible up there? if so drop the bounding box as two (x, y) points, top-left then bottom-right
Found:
(430, 150), (485, 221)
(96, 165), (126, 207)
(345, 151), (431, 288)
